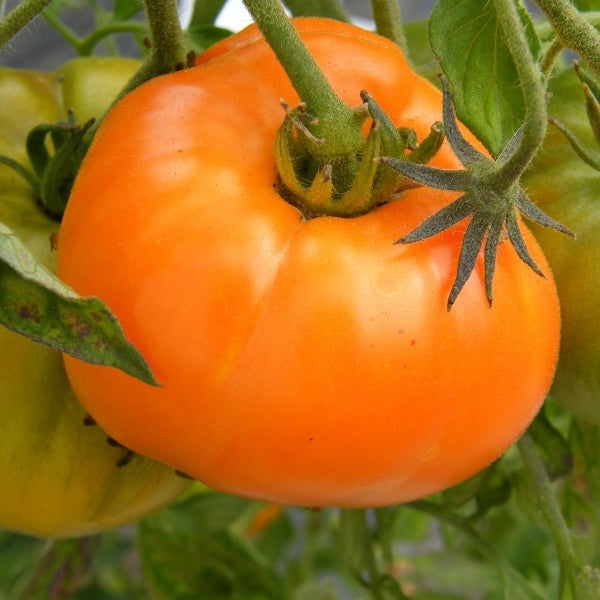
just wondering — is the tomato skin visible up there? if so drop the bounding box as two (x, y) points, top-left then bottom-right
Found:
(57, 19), (560, 507)
(0, 62), (189, 538)
(524, 68), (600, 425)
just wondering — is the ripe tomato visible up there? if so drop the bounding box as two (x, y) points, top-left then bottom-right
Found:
(0, 62), (189, 538)
(524, 68), (600, 425)
(57, 18), (560, 507)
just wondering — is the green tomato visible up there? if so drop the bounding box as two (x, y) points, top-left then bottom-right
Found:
(0, 61), (190, 538)
(56, 56), (140, 124)
(524, 68), (600, 425)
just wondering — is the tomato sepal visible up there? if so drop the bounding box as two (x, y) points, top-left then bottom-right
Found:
(382, 76), (573, 308)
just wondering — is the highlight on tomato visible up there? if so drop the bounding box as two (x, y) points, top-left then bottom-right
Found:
(0, 61), (190, 538)
(56, 18), (561, 508)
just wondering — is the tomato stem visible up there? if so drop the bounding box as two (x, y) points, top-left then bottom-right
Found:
(535, 0), (600, 77)
(490, 0), (547, 188)
(138, 0), (188, 76)
(339, 509), (392, 600)
(518, 433), (598, 600)
(371, 0), (409, 56)
(241, 0), (364, 158)
(0, 0), (51, 50)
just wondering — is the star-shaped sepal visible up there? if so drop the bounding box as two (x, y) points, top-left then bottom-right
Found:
(379, 77), (574, 310)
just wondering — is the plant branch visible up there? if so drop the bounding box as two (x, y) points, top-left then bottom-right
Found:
(371, 0), (408, 55)
(409, 499), (550, 600)
(78, 22), (148, 56)
(535, 0), (600, 76)
(490, 0), (547, 188)
(0, 0), (51, 51)
(518, 433), (598, 600)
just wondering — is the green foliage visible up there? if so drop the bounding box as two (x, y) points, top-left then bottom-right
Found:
(1, 1), (600, 599)
(0, 221), (157, 384)
(429, 0), (540, 155)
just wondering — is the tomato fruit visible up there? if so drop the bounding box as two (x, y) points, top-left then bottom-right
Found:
(524, 68), (600, 425)
(57, 18), (560, 508)
(0, 61), (189, 538)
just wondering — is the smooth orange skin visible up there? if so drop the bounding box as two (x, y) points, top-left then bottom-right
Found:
(57, 19), (560, 507)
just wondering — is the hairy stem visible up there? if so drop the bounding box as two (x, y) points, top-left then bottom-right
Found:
(535, 0), (600, 76)
(242, 0), (364, 156)
(490, 0), (547, 187)
(0, 0), (51, 50)
(517, 433), (597, 599)
(371, 0), (408, 54)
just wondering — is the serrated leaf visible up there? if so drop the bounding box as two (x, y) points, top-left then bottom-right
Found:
(0, 222), (156, 385)
(429, 0), (540, 155)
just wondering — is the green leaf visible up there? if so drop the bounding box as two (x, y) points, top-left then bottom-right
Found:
(0, 222), (156, 385)
(185, 24), (232, 53)
(138, 493), (284, 600)
(429, 0), (541, 155)
(113, 0), (144, 21)
(528, 409), (573, 480)
(0, 531), (46, 600)
(404, 19), (438, 78)
(147, 493), (250, 538)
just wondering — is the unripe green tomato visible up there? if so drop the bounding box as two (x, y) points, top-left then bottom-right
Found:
(56, 56), (140, 124)
(0, 61), (190, 538)
(524, 68), (600, 425)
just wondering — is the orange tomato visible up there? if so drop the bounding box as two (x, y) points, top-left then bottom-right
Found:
(56, 18), (560, 507)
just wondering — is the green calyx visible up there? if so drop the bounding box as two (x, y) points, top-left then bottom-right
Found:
(380, 77), (573, 310)
(549, 61), (600, 171)
(274, 92), (445, 219)
(0, 111), (93, 219)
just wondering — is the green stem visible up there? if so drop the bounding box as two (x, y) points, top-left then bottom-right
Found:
(0, 0), (51, 50)
(140, 0), (187, 74)
(490, 0), (547, 188)
(409, 500), (550, 600)
(42, 7), (83, 49)
(84, 0), (186, 143)
(517, 433), (597, 600)
(540, 36), (565, 80)
(78, 22), (148, 55)
(535, 0), (600, 76)
(242, 0), (364, 156)
(339, 509), (388, 600)
(371, 0), (408, 55)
